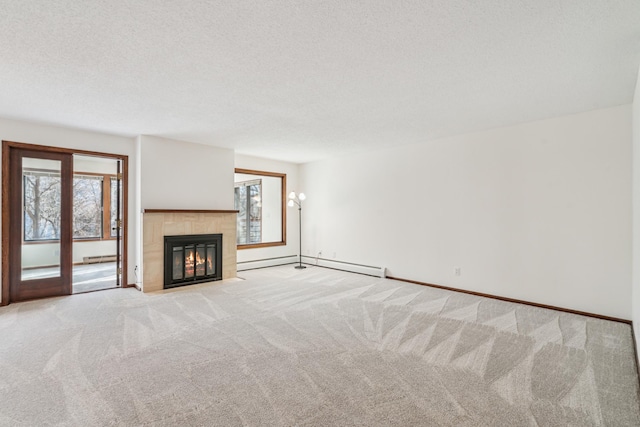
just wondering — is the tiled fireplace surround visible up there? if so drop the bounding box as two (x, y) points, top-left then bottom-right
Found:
(142, 210), (237, 292)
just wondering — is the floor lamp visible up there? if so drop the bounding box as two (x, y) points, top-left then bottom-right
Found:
(288, 191), (306, 269)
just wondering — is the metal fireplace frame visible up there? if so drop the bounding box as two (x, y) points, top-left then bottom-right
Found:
(163, 233), (222, 289)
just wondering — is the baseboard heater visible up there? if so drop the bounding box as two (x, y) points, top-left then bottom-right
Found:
(302, 256), (386, 278)
(83, 255), (117, 264)
(237, 255), (299, 271)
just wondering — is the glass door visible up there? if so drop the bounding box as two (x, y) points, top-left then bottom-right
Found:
(70, 155), (121, 293)
(9, 148), (72, 301)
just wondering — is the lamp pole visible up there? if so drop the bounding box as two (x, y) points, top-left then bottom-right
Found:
(288, 192), (306, 269)
(296, 204), (305, 269)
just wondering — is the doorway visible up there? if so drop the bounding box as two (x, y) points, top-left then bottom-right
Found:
(2, 141), (128, 304)
(70, 154), (122, 293)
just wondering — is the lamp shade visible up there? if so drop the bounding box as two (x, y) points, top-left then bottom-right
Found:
(287, 200), (294, 207)
(288, 192), (296, 199)
(298, 193), (306, 201)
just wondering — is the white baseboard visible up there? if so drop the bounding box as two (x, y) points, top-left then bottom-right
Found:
(302, 256), (386, 278)
(237, 255), (298, 271)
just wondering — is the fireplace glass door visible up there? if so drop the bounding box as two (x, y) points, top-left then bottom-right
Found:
(164, 234), (222, 288)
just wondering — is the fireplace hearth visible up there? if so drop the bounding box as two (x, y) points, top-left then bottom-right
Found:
(164, 234), (222, 289)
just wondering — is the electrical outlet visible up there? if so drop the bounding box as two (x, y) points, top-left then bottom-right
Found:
(333, 252), (337, 259)
(454, 267), (461, 276)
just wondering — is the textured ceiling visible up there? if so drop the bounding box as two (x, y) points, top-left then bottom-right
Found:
(1, 1), (639, 164)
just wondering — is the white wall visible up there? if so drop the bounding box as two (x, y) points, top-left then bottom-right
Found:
(257, 175), (282, 243)
(74, 155), (118, 174)
(632, 68), (640, 356)
(22, 240), (117, 267)
(300, 105), (632, 319)
(235, 154), (299, 263)
(0, 117), (138, 298)
(139, 135), (234, 210)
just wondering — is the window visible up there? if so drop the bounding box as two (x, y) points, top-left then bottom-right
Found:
(235, 179), (262, 244)
(23, 169), (120, 242)
(23, 171), (62, 240)
(73, 175), (103, 238)
(234, 169), (286, 249)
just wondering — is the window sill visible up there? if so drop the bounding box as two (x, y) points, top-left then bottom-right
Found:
(238, 241), (286, 250)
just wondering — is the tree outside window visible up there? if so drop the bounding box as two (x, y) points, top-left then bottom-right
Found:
(73, 175), (103, 239)
(23, 172), (62, 240)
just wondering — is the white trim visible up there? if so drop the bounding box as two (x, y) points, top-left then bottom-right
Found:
(302, 256), (386, 278)
(237, 255), (298, 271)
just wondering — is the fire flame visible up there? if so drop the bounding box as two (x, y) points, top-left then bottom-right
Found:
(185, 250), (207, 276)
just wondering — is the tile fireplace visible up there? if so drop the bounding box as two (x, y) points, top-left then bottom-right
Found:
(142, 209), (237, 293)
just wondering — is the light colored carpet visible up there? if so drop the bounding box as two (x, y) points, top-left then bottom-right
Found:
(72, 262), (118, 294)
(0, 265), (639, 426)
